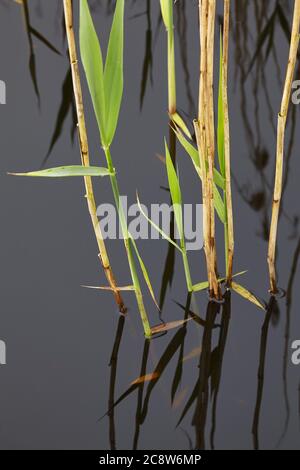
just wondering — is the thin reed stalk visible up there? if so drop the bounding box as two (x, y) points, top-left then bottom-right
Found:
(222, 0), (234, 285)
(79, 0), (153, 337)
(104, 147), (152, 337)
(160, 0), (176, 116)
(268, 0), (300, 294)
(162, 2), (193, 292)
(63, 0), (126, 313)
(167, 4), (176, 116)
(195, 0), (221, 300)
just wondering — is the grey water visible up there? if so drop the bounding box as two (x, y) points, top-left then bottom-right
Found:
(0, 0), (299, 450)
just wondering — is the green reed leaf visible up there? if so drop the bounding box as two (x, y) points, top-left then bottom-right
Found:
(174, 127), (225, 190)
(165, 140), (183, 241)
(213, 184), (226, 224)
(213, 169), (225, 191)
(160, 0), (173, 31)
(171, 112), (192, 139)
(217, 31), (225, 177)
(193, 271), (247, 292)
(129, 235), (159, 311)
(104, 0), (124, 146)
(9, 166), (112, 178)
(79, 0), (106, 146)
(173, 126), (200, 170)
(137, 194), (183, 253)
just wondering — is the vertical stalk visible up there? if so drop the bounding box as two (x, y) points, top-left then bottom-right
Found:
(104, 148), (152, 337)
(195, 0), (221, 300)
(167, 2), (176, 116)
(165, 1), (193, 293)
(222, 0), (234, 285)
(206, 0), (219, 296)
(182, 246), (193, 292)
(63, 0), (126, 313)
(268, 0), (300, 294)
(161, 0), (195, 298)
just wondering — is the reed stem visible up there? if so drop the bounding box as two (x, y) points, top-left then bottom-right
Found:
(63, 0), (126, 313)
(104, 148), (152, 337)
(195, 0), (221, 300)
(222, 0), (234, 285)
(182, 247), (193, 293)
(268, 0), (300, 294)
(167, 4), (176, 115)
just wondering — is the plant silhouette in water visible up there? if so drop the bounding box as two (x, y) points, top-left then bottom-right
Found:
(10, 0), (160, 336)
(139, 0), (264, 309)
(79, 0), (158, 337)
(12, 0), (296, 342)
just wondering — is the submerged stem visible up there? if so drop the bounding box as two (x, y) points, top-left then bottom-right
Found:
(63, 0), (126, 313)
(268, 0), (300, 294)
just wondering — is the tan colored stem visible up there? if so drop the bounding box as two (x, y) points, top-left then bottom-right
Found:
(223, 0), (234, 285)
(63, 0), (126, 313)
(196, 0), (220, 299)
(268, 0), (300, 294)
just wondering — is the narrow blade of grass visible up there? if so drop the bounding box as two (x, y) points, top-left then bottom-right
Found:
(9, 166), (112, 178)
(104, 0), (124, 145)
(129, 235), (159, 311)
(193, 270), (247, 292)
(151, 318), (192, 334)
(232, 282), (266, 310)
(79, 0), (106, 146)
(81, 285), (135, 291)
(174, 126), (225, 189)
(160, 0), (172, 30)
(217, 31), (225, 177)
(173, 126), (200, 169)
(171, 112), (192, 139)
(165, 139), (183, 241)
(137, 194), (183, 253)
(213, 183), (226, 224)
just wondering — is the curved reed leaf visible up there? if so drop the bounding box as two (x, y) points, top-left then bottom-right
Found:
(79, 0), (106, 146)
(81, 285), (135, 291)
(137, 194), (183, 253)
(173, 127), (225, 190)
(104, 0), (124, 145)
(217, 33), (225, 177)
(173, 126), (200, 170)
(9, 166), (112, 178)
(160, 0), (172, 31)
(193, 271), (247, 292)
(171, 112), (192, 139)
(151, 318), (191, 334)
(129, 235), (159, 311)
(232, 282), (266, 310)
(165, 140), (183, 241)
(213, 184), (226, 224)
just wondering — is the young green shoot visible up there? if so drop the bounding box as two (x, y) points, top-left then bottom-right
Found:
(79, 0), (156, 337)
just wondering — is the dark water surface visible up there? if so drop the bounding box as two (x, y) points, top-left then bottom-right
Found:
(0, 0), (300, 450)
